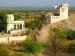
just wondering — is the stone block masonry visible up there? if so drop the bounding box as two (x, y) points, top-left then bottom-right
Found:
(0, 35), (27, 44)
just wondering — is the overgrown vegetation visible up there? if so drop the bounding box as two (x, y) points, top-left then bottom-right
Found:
(0, 45), (11, 56)
(21, 40), (43, 53)
(0, 40), (43, 56)
(14, 15), (20, 20)
(25, 14), (45, 29)
(66, 29), (75, 40)
(25, 28), (32, 35)
(0, 13), (7, 32)
(48, 27), (66, 55)
(0, 9), (75, 56)
(48, 27), (75, 55)
(67, 43), (75, 53)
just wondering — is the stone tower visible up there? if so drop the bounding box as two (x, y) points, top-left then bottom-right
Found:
(7, 14), (14, 33)
(60, 4), (69, 19)
(49, 3), (69, 23)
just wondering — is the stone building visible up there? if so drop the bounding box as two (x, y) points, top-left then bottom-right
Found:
(7, 14), (25, 34)
(46, 4), (69, 24)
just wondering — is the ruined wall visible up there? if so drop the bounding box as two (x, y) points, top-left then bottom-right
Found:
(50, 4), (69, 24)
(0, 35), (27, 44)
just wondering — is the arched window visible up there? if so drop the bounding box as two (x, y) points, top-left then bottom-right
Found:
(14, 25), (16, 30)
(20, 24), (22, 29)
(17, 25), (19, 29)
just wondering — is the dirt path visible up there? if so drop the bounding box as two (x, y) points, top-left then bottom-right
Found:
(36, 24), (50, 43)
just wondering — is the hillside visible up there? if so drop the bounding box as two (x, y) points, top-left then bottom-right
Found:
(34, 12), (75, 43)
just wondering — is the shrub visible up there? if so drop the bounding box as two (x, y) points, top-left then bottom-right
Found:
(66, 30), (75, 40)
(0, 13), (7, 32)
(0, 45), (11, 56)
(67, 43), (75, 53)
(21, 40), (43, 53)
(25, 28), (32, 35)
(14, 15), (20, 20)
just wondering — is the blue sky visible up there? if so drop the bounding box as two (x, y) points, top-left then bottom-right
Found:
(0, 0), (74, 7)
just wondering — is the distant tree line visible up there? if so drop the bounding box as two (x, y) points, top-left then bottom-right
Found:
(0, 13), (7, 32)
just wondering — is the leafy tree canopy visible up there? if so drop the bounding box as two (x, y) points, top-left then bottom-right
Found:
(66, 29), (75, 40)
(0, 13), (7, 23)
(21, 40), (43, 53)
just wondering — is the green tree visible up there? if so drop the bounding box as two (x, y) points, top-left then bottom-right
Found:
(0, 13), (7, 32)
(14, 15), (20, 20)
(48, 27), (67, 56)
(21, 40), (43, 53)
(66, 29), (75, 40)
(25, 14), (45, 30)
(25, 28), (32, 35)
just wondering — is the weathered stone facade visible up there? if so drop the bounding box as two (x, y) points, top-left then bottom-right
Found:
(7, 14), (25, 34)
(46, 4), (69, 24)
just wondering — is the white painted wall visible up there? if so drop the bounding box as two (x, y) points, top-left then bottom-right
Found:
(60, 4), (69, 19)
(7, 23), (14, 33)
(51, 16), (60, 23)
(50, 4), (69, 24)
(10, 30), (24, 34)
(7, 14), (14, 33)
(7, 14), (25, 34)
(0, 35), (27, 44)
(0, 37), (8, 44)
(7, 14), (14, 23)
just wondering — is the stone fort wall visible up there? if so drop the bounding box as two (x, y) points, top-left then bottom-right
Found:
(0, 35), (27, 44)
